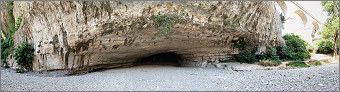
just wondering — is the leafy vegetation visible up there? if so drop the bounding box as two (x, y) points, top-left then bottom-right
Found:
(286, 61), (310, 67)
(223, 18), (242, 30)
(315, 39), (334, 54)
(281, 33), (310, 60)
(16, 68), (24, 73)
(14, 41), (35, 70)
(231, 37), (247, 50)
(218, 59), (237, 63)
(1, 36), (13, 67)
(265, 46), (280, 60)
(236, 50), (257, 64)
(1, 2), (24, 68)
(280, 13), (285, 24)
(154, 6), (186, 37)
(320, 1), (339, 57)
(314, 61), (322, 66)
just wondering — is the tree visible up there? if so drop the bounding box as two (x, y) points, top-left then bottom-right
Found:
(321, 1), (339, 57)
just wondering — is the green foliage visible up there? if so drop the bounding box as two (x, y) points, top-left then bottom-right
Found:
(7, 1), (15, 27)
(314, 61), (322, 66)
(282, 33), (310, 60)
(276, 45), (293, 60)
(256, 52), (267, 61)
(218, 59), (237, 63)
(16, 68), (24, 73)
(207, 61), (214, 63)
(1, 35), (13, 67)
(315, 39), (334, 54)
(181, 6), (185, 12)
(14, 41), (35, 70)
(231, 37), (247, 50)
(280, 13), (285, 24)
(286, 61), (310, 67)
(223, 18), (242, 30)
(154, 12), (179, 37)
(1, 36), (13, 59)
(321, 1), (339, 17)
(236, 50), (257, 64)
(321, 1), (339, 56)
(1, 4), (24, 68)
(266, 46), (280, 60)
(4, 64), (10, 68)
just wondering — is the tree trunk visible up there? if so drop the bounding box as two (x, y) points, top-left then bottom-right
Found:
(333, 33), (338, 57)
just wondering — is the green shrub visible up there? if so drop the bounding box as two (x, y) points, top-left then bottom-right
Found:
(266, 46), (280, 60)
(16, 68), (24, 73)
(4, 63), (10, 68)
(1, 35), (13, 59)
(1, 36), (13, 67)
(14, 41), (35, 70)
(276, 45), (293, 60)
(315, 39), (334, 54)
(256, 52), (267, 61)
(231, 37), (247, 50)
(286, 61), (310, 67)
(236, 50), (257, 64)
(281, 33), (311, 60)
(314, 61), (322, 66)
(258, 60), (282, 66)
(218, 59), (237, 63)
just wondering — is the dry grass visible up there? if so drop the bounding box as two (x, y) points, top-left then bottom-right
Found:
(257, 60), (282, 67)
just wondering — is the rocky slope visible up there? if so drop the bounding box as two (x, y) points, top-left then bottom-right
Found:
(2, 1), (285, 74)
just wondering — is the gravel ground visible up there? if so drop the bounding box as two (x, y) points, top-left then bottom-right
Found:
(1, 64), (339, 91)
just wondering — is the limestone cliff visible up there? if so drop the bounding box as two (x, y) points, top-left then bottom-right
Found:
(2, 1), (285, 74)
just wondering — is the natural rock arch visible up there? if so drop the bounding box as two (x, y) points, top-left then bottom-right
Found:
(6, 1), (285, 74)
(135, 52), (182, 66)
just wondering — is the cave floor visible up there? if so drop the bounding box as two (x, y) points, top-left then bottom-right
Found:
(1, 64), (339, 91)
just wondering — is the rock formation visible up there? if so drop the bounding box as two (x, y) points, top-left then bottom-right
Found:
(1, 1), (285, 74)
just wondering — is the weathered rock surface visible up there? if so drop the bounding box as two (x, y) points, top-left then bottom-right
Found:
(3, 1), (284, 74)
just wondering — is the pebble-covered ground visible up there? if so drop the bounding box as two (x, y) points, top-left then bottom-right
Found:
(1, 64), (339, 91)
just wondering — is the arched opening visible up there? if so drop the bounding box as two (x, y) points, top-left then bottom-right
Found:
(294, 10), (308, 27)
(135, 52), (182, 66)
(312, 21), (320, 31)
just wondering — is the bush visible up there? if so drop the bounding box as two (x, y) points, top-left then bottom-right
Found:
(14, 41), (35, 70)
(314, 61), (322, 66)
(218, 59), (237, 63)
(277, 45), (294, 60)
(281, 33), (311, 60)
(315, 39), (334, 54)
(266, 46), (280, 60)
(286, 61), (310, 67)
(1, 36), (13, 67)
(1, 36), (13, 60)
(258, 60), (282, 66)
(256, 52), (267, 61)
(236, 50), (257, 64)
(16, 68), (24, 73)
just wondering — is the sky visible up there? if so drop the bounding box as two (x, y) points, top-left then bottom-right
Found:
(296, 1), (328, 23)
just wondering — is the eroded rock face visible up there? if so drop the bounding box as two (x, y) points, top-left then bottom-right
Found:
(5, 1), (284, 74)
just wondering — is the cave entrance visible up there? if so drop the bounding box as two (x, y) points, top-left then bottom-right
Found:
(135, 52), (182, 66)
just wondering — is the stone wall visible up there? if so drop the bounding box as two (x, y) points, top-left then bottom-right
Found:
(2, 1), (285, 74)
